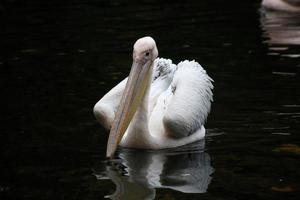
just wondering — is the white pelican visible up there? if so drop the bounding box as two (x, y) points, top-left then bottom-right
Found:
(262, 0), (300, 12)
(93, 37), (213, 157)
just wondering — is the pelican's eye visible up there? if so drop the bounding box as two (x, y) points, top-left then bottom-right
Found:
(145, 52), (150, 57)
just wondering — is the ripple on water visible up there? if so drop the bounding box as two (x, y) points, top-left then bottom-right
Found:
(271, 132), (291, 136)
(272, 71), (298, 76)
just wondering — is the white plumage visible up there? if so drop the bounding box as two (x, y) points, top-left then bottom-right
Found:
(93, 37), (213, 156)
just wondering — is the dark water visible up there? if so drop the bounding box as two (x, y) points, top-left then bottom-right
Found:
(1, 0), (300, 199)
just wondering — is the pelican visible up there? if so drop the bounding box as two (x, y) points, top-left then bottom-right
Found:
(262, 0), (300, 12)
(93, 37), (213, 157)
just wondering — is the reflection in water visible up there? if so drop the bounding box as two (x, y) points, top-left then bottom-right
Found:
(262, 0), (300, 13)
(260, 8), (300, 57)
(94, 141), (213, 200)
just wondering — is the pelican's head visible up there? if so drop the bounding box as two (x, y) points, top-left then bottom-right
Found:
(132, 36), (158, 63)
(106, 36), (158, 158)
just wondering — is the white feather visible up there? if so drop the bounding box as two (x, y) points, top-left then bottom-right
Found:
(163, 60), (214, 138)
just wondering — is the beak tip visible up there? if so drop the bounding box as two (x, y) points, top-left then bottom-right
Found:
(106, 151), (112, 158)
(106, 144), (116, 158)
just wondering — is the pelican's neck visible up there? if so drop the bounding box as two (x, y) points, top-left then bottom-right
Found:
(120, 63), (155, 148)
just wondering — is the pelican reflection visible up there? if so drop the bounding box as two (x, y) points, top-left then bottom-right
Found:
(260, 7), (300, 57)
(94, 140), (213, 200)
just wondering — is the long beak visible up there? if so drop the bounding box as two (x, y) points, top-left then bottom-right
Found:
(106, 58), (153, 158)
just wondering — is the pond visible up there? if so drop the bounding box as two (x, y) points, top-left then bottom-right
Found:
(1, 0), (300, 199)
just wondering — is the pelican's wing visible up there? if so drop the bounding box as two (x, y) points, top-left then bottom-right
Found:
(93, 78), (127, 130)
(162, 60), (214, 138)
(149, 58), (177, 113)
